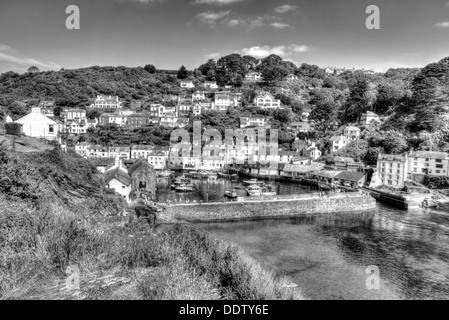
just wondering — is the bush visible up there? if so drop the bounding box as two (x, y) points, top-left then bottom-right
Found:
(4, 123), (22, 137)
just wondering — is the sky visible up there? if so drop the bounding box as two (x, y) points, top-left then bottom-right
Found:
(0, 0), (449, 74)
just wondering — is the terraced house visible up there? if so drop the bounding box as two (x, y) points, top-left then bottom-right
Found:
(90, 95), (123, 109)
(408, 151), (449, 177)
(240, 114), (266, 128)
(376, 153), (408, 187)
(255, 93), (281, 109)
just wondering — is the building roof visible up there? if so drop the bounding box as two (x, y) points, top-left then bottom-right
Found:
(363, 111), (379, 117)
(344, 126), (361, 131)
(279, 151), (301, 157)
(128, 159), (155, 175)
(311, 170), (342, 179)
(334, 171), (366, 182)
(334, 157), (355, 163)
(409, 151), (448, 160)
(105, 168), (132, 186)
(330, 136), (348, 142)
(378, 154), (407, 162)
(283, 163), (325, 173)
(91, 157), (115, 168)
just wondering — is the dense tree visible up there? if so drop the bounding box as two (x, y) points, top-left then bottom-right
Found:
(258, 55), (291, 84)
(27, 66), (40, 74)
(273, 109), (292, 123)
(198, 59), (217, 77)
(344, 78), (371, 122)
(177, 66), (189, 80)
(215, 54), (246, 86)
(297, 63), (326, 79)
(7, 101), (27, 120)
(144, 64), (156, 74)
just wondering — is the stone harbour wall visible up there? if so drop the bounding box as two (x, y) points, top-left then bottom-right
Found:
(158, 193), (377, 223)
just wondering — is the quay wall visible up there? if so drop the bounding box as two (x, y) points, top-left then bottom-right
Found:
(158, 193), (377, 223)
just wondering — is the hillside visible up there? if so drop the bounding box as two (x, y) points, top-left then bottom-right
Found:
(0, 144), (302, 300)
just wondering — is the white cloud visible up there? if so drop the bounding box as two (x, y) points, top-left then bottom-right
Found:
(193, 0), (246, 5)
(0, 44), (61, 71)
(196, 10), (231, 25)
(274, 4), (298, 14)
(204, 52), (220, 60)
(238, 44), (310, 59)
(270, 22), (290, 29)
(435, 22), (449, 28)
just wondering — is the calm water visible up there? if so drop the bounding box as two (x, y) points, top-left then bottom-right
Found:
(158, 176), (449, 300)
(156, 175), (317, 204)
(201, 205), (449, 300)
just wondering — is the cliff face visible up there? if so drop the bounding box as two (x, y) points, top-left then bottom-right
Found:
(0, 145), (125, 215)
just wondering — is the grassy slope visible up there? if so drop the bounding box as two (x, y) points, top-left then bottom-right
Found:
(0, 146), (303, 300)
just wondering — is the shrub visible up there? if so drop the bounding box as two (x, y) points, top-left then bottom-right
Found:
(4, 123), (22, 137)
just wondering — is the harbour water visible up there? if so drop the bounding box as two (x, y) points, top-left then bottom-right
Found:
(157, 175), (449, 300)
(156, 175), (317, 204)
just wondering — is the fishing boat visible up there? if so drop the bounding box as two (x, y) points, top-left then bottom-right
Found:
(246, 185), (261, 196)
(158, 170), (172, 178)
(243, 178), (261, 186)
(246, 185), (277, 197)
(318, 182), (333, 191)
(224, 189), (238, 200)
(176, 184), (195, 192)
(174, 177), (191, 186)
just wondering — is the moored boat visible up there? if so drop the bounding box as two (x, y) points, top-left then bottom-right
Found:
(243, 178), (261, 186)
(224, 189), (238, 200)
(246, 184), (277, 197)
(176, 184), (195, 192)
(158, 170), (172, 178)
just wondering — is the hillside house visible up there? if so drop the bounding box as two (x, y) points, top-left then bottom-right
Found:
(192, 91), (206, 101)
(91, 95), (123, 109)
(180, 81), (195, 89)
(193, 103), (202, 116)
(334, 171), (366, 188)
(128, 159), (157, 199)
(159, 115), (179, 128)
(131, 145), (154, 160)
(330, 135), (349, 152)
(105, 167), (132, 203)
(99, 114), (126, 127)
(245, 72), (263, 82)
(148, 148), (169, 170)
(255, 93), (281, 109)
(126, 114), (150, 130)
(15, 107), (61, 141)
(63, 109), (87, 121)
(344, 126), (361, 141)
(240, 114), (266, 128)
(360, 111), (381, 125)
(377, 153), (408, 188)
(286, 74), (299, 81)
(408, 151), (449, 177)
(204, 81), (218, 90)
(214, 93), (236, 110)
(291, 122), (311, 133)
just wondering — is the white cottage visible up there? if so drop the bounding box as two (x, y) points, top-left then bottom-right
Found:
(15, 107), (61, 141)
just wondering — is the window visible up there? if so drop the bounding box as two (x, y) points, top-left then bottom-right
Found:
(436, 159), (442, 163)
(49, 125), (55, 133)
(436, 164), (444, 169)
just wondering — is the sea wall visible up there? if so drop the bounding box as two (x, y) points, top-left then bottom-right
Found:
(158, 193), (377, 223)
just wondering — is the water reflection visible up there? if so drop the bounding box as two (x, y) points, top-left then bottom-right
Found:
(156, 175), (317, 204)
(200, 204), (449, 300)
